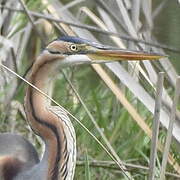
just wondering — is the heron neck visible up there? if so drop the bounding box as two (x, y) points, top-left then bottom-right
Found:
(25, 54), (65, 180)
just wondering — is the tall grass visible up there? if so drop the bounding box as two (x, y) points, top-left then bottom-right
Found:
(0, 0), (180, 179)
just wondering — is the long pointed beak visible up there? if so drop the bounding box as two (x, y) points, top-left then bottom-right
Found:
(61, 45), (166, 66)
(87, 47), (166, 61)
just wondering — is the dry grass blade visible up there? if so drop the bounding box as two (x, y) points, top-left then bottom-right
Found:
(115, 0), (137, 38)
(148, 72), (164, 180)
(160, 76), (180, 179)
(58, 0), (85, 12)
(129, 0), (140, 51)
(18, 0), (45, 44)
(42, 0), (74, 35)
(131, 0), (140, 31)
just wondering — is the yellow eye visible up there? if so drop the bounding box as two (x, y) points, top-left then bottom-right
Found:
(70, 44), (78, 52)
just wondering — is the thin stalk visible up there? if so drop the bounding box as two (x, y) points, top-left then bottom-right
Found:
(148, 72), (164, 180)
(159, 76), (180, 180)
(18, 0), (46, 45)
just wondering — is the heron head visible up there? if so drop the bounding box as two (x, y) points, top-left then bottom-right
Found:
(45, 36), (165, 65)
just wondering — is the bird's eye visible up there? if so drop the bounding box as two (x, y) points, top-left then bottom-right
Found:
(70, 44), (78, 52)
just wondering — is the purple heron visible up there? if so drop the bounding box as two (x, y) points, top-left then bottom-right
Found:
(0, 36), (163, 180)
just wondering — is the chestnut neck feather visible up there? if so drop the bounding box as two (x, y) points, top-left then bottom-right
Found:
(25, 53), (66, 180)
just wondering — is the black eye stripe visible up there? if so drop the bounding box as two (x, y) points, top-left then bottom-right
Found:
(50, 51), (61, 54)
(45, 47), (88, 55)
(45, 48), (61, 54)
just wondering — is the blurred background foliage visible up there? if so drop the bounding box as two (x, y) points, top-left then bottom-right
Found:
(0, 0), (180, 179)
(153, 0), (180, 71)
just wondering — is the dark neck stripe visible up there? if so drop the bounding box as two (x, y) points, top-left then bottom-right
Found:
(29, 89), (61, 180)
